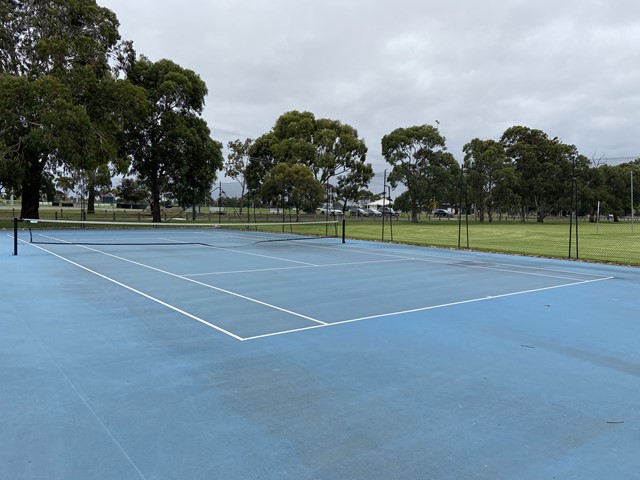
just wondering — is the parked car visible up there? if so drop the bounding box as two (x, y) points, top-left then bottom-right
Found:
(433, 208), (453, 217)
(318, 207), (343, 216)
(378, 207), (399, 216)
(365, 208), (382, 216)
(350, 208), (368, 217)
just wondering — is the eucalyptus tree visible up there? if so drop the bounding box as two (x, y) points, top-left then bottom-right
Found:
(225, 138), (254, 213)
(500, 126), (585, 222)
(0, 0), (144, 218)
(247, 110), (372, 199)
(126, 57), (222, 222)
(599, 160), (640, 220)
(335, 165), (374, 212)
(260, 163), (324, 220)
(463, 138), (515, 222)
(381, 124), (459, 223)
(0, 74), (92, 217)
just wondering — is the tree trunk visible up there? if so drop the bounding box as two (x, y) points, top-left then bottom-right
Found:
(87, 179), (96, 214)
(20, 155), (43, 219)
(151, 177), (161, 222)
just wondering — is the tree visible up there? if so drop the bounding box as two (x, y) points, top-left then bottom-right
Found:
(225, 138), (253, 214)
(500, 126), (581, 222)
(335, 165), (374, 212)
(598, 160), (640, 220)
(81, 75), (147, 214)
(116, 178), (148, 203)
(126, 57), (223, 222)
(247, 111), (371, 196)
(261, 163), (324, 220)
(0, 74), (92, 218)
(463, 138), (515, 222)
(0, 0), (144, 218)
(381, 124), (459, 223)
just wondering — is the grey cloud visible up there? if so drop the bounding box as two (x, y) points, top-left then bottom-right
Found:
(102, 0), (640, 166)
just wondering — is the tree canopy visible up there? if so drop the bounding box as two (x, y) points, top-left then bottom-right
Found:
(463, 138), (515, 222)
(261, 163), (324, 220)
(0, 0), (144, 218)
(246, 111), (372, 206)
(124, 57), (223, 222)
(382, 124), (459, 222)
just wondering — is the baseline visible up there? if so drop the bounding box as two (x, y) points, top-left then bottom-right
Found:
(242, 274), (613, 341)
(22, 241), (327, 340)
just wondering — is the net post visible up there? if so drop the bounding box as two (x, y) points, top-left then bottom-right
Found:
(13, 217), (19, 256)
(342, 218), (346, 244)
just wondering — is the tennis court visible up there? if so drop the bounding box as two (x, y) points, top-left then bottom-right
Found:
(2, 223), (639, 479)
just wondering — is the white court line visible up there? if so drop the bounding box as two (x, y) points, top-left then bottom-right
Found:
(182, 258), (413, 277)
(21, 235), (616, 342)
(241, 275), (614, 341)
(159, 237), (319, 267)
(32, 235), (327, 330)
(25, 242), (245, 341)
(295, 241), (611, 282)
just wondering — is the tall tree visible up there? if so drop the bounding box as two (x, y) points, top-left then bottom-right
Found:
(260, 163), (324, 220)
(500, 126), (583, 222)
(382, 124), (459, 223)
(463, 138), (515, 222)
(0, 74), (92, 217)
(599, 160), (640, 220)
(247, 110), (372, 197)
(0, 0), (143, 218)
(126, 57), (222, 222)
(335, 165), (374, 212)
(225, 138), (253, 214)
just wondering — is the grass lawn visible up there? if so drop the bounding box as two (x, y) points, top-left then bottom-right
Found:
(2, 206), (638, 266)
(345, 217), (640, 266)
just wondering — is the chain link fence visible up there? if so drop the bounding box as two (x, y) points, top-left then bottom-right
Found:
(363, 160), (639, 266)
(3, 160), (636, 265)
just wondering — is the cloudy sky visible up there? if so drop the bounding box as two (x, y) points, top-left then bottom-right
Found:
(100, 0), (640, 175)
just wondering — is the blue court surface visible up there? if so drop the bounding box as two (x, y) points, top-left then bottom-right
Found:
(2, 227), (639, 479)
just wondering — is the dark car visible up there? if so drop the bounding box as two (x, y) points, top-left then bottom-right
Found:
(350, 208), (368, 217)
(378, 207), (399, 216)
(433, 208), (453, 217)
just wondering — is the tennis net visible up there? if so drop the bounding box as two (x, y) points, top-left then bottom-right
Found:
(14, 217), (342, 253)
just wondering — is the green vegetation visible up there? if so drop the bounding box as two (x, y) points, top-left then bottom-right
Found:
(3, 204), (637, 266)
(346, 217), (639, 265)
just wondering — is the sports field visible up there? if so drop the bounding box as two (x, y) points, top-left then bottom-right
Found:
(2, 223), (639, 479)
(2, 206), (638, 265)
(347, 217), (640, 265)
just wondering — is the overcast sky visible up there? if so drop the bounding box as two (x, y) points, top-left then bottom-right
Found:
(100, 0), (640, 176)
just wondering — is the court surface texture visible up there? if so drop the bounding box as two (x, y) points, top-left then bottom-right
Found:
(2, 229), (639, 479)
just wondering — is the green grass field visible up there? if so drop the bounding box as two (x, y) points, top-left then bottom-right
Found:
(2, 206), (638, 266)
(345, 217), (639, 265)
